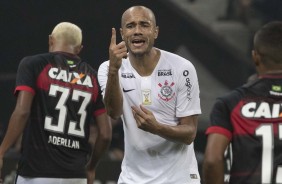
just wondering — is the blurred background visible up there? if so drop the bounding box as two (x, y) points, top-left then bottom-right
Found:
(1, 0), (281, 183)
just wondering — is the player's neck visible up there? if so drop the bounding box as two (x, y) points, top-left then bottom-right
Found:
(49, 44), (78, 55)
(129, 49), (160, 76)
(262, 69), (282, 75)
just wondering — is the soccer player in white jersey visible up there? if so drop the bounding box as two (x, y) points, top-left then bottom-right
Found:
(98, 6), (201, 184)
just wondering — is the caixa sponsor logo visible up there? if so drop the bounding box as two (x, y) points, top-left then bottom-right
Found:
(183, 70), (192, 100)
(48, 67), (93, 87)
(121, 73), (135, 78)
(241, 101), (282, 118)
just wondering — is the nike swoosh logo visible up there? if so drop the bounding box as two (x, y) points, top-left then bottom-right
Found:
(123, 88), (135, 93)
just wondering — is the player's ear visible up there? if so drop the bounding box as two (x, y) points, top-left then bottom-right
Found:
(154, 26), (159, 39)
(120, 28), (124, 40)
(49, 35), (53, 46)
(252, 50), (260, 66)
(75, 45), (83, 55)
(48, 35), (54, 51)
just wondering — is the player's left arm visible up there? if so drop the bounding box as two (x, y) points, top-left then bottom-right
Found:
(132, 105), (198, 144)
(0, 91), (33, 156)
(0, 91), (33, 181)
(86, 112), (112, 184)
(202, 133), (230, 184)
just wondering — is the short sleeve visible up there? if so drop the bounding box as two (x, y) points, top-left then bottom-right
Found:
(92, 77), (107, 117)
(97, 61), (109, 98)
(15, 56), (36, 95)
(176, 61), (201, 117)
(206, 98), (233, 140)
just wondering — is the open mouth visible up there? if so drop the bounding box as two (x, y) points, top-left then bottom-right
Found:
(132, 39), (145, 47)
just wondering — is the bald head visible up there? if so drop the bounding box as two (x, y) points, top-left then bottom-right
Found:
(121, 6), (157, 27)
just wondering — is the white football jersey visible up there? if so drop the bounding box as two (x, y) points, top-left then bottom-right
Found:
(98, 49), (201, 184)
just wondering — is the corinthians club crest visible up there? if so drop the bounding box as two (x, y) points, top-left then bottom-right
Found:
(158, 80), (175, 101)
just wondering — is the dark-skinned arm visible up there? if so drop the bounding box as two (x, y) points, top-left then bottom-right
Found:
(0, 91), (33, 181)
(202, 133), (230, 184)
(86, 113), (112, 184)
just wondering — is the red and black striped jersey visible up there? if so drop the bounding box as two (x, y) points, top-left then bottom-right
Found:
(206, 74), (282, 184)
(15, 52), (106, 178)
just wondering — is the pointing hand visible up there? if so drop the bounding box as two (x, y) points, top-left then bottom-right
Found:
(109, 28), (127, 72)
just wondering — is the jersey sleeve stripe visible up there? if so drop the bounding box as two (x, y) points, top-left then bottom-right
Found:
(93, 108), (106, 117)
(206, 126), (232, 140)
(14, 85), (35, 96)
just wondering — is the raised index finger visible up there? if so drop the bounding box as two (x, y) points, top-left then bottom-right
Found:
(110, 28), (116, 46)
